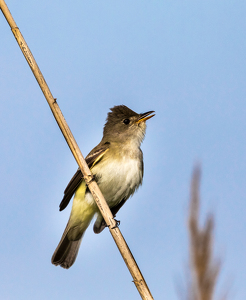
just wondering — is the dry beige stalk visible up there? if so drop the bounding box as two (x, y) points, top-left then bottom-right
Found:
(0, 1), (153, 299)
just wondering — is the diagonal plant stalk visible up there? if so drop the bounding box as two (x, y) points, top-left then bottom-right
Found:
(0, 1), (153, 299)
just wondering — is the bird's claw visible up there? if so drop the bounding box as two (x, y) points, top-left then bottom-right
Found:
(111, 219), (120, 229)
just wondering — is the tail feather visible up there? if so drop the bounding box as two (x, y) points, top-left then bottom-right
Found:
(52, 182), (96, 268)
(51, 237), (82, 269)
(51, 221), (84, 269)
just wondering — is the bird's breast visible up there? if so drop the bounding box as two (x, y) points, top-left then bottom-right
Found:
(89, 155), (143, 207)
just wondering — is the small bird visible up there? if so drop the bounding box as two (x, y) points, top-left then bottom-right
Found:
(51, 105), (155, 269)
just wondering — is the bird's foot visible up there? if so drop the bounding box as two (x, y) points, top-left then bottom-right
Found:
(111, 219), (120, 229)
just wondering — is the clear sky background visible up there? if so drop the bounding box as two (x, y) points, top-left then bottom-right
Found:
(0, 1), (245, 299)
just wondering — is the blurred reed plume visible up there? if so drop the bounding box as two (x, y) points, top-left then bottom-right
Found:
(187, 166), (221, 300)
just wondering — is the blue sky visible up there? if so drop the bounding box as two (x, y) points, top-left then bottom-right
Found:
(0, 1), (246, 299)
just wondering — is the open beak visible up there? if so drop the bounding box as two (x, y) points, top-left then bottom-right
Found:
(136, 110), (155, 124)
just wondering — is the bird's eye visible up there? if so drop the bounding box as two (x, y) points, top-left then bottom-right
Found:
(123, 118), (130, 125)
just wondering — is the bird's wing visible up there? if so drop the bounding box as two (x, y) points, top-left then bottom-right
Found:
(110, 197), (128, 217)
(59, 169), (83, 211)
(59, 144), (110, 211)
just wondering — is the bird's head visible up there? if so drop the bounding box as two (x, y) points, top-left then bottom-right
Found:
(103, 105), (155, 146)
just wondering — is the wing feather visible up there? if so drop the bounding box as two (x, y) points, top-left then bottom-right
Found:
(59, 144), (109, 211)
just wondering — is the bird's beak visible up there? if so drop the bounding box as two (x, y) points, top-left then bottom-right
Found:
(136, 111), (155, 124)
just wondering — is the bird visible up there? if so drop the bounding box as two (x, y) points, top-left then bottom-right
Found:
(51, 105), (155, 269)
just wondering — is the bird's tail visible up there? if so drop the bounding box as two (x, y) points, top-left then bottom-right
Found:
(52, 181), (95, 269)
(51, 220), (85, 269)
(51, 209), (94, 269)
